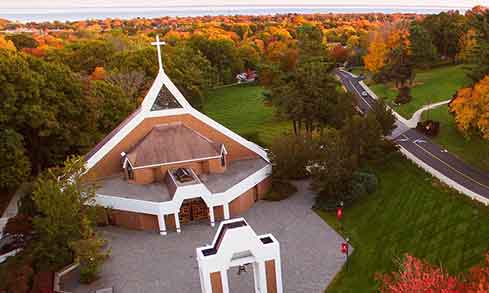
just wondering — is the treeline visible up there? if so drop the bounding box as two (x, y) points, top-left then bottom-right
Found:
(362, 6), (489, 138)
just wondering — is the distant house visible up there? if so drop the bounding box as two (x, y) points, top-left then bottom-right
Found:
(83, 50), (271, 236)
(236, 70), (257, 83)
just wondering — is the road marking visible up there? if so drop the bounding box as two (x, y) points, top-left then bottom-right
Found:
(400, 134), (489, 191)
(348, 80), (373, 110)
(397, 137), (409, 142)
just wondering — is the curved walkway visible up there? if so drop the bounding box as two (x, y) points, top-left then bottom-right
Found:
(405, 99), (451, 128)
(337, 70), (489, 204)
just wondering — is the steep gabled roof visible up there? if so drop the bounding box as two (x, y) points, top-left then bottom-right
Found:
(126, 123), (222, 168)
(85, 69), (269, 172)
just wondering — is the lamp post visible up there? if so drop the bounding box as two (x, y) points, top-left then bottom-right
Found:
(341, 237), (350, 271)
(337, 201), (344, 231)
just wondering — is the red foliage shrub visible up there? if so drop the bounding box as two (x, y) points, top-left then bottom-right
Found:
(377, 254), (462, 292)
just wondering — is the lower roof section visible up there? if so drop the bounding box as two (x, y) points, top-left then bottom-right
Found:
(94, 158), (269, 203)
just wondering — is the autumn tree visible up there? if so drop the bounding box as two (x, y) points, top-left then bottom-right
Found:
(456, 29), (477, 63)
(450, 74), (489, 140)
(364, 33), (388, 73)
(379, 30), (415, 103)
(0, 35), (16, 51)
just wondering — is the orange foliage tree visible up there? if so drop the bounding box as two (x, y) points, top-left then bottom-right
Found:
(363, 33), (387, 73)
(90, 66), (106, 81)
(450, 75), (489, 140)
(0, 35), (16, 51)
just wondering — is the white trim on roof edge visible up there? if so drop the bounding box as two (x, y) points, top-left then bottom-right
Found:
(85, 69), (269, 171)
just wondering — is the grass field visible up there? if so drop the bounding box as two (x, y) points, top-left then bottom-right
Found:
(320, 154), (489, 292)
(370, 65), (471, 119)
(421, 105), (489, 172)
(202, 84), (291, 146)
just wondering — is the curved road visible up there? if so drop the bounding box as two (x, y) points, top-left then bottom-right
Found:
(336, 70), (489, 200)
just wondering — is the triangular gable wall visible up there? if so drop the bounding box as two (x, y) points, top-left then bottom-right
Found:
(85, 69), (269, 174)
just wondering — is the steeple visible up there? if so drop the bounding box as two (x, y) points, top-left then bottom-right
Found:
(151, 35), (166, 71)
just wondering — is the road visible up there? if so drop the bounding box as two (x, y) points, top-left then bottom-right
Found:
(336, 70), (489, 200)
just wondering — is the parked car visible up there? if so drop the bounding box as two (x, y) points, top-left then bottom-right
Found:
(361, 91), (368, 97)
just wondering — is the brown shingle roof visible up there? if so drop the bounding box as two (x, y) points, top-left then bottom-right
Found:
(126, 122), (223, 168)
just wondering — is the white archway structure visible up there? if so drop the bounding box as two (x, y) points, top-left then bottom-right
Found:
(196, 218), (283, 293)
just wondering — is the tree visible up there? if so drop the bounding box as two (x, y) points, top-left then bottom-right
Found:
(370, 98), (397, 136)
(189, 36), (243, 84)
(421, 11), (466, 61)
(70, 237), (110, 283)
(32, 157), (100, 270)
(409, 23), (438, 67)
(163, 43), (213, 108)
(296, 23), (327, 59)
(49, 40), (117, 74)
(89, 80), (134, 135)
(466, 8), (489, 82)
(106, 69), (146, 104)
(0, 35), (16, 51)
(364, 34), (388, 73)
(0, 129), (31, 190)
(267, 58), (353, 136)
(5, 34), (39, 50)
(0, 50), (95, 174)
(379, 30), (415, 103)
(450, 74), (489, 140)
(269, 134), (313, 180)
(456, 29), (477, 63)
(309, 128), (357, 200)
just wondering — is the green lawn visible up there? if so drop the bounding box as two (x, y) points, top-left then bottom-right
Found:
(370, 65), (471, 119)
(421, 105), (489, 172)
(350, 67), (364, 76)
(320, 154), (489, 292)
(202, 84), (291, 146)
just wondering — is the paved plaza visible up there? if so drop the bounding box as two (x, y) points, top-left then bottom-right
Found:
(65, 181), (346, 293)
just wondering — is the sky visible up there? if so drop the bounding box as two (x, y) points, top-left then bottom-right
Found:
(0, 0), (487, 9)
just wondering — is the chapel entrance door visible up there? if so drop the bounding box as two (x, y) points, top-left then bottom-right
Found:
(179, 198), (209, 224)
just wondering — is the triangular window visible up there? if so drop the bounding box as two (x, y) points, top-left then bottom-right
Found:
(151, 84), (182, 111)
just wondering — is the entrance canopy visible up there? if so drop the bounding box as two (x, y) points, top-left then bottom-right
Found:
(196, 218), (282, 293)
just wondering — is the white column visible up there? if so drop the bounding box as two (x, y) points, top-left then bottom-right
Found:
(257, 261), (268, 293)
(274, 257), (283, 293)
(253, 262), (260, 293)
(157, 213), (167, 236)
(223, 203), (230, 220)
(174, 213), (181, 233)
(200, 268), (213, 293)
(221, 269), (230, 293)
(209, 206), (215, 227)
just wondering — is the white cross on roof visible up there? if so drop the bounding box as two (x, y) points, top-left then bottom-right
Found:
(151, 35), (166, 71)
